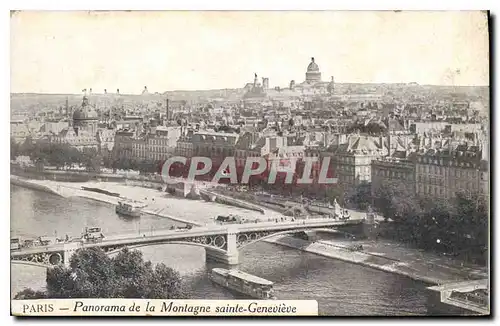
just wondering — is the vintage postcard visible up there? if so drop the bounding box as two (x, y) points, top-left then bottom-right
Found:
(10, 10), (490, 317)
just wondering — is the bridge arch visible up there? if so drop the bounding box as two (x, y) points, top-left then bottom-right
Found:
(105, 227), (353, 255)
(105, 240), (227, 255)
(237, 228), (322, 250)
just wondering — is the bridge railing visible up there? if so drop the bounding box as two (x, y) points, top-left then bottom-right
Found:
(13, 217), (362, 252)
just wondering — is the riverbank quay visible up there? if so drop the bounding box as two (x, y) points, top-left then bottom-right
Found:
(11, 164), (125, 183)
(11, 167), (280, 215)
(212, 187), (370, 221)
(10, 176), (284, 226)
(199, 189), (265, 214)
(11, 175), (202, 226)
(426, 279), (489, 315)
(264, 235), (488, 286)
(11, 175), (61, 196)
(265, 235), (490, 315)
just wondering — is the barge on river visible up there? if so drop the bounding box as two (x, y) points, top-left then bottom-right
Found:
(210, 268), (276, 299)
(115, 199), (146, 218)
(81, 186), (120, 197)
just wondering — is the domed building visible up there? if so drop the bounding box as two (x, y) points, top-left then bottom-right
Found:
(285, 57), (331, 96)
(49, 95), (99, 150)
(72, 96), (99, 136)
(305, 57), (322, 84)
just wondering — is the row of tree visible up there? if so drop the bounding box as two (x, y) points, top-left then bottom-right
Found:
(349, 180), (488, 264)
(11, 138), (102, 172)
(15, 247), (183, 299)
(11, 138), (168, 175)
(103, 151), (164, 174)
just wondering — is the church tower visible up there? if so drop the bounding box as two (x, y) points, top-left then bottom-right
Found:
(327, 76), (335, 95)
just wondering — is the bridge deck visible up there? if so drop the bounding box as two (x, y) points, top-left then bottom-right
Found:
(12, 218), (363, 256)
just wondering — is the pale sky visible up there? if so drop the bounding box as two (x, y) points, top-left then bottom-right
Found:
(10, 11), (489, 94)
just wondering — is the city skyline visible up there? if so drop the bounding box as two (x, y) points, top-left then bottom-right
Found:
(11, 11), (489, 94)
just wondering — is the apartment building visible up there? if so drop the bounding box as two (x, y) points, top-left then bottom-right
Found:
(415, 144), (488, 199)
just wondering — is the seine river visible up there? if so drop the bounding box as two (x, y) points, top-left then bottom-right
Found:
(10, 185), (429, 316)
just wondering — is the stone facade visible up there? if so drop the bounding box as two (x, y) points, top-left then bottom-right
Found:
(415, 145), (488, 199)
(371, 157), (416, 196)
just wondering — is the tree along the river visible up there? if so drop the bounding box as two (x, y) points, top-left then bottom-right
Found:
(372, 179), (488, 263)
(347, 182), (373, 210)
(11, 138), (103, 171)
(14, 247), (184, 299)
(372, 179), (420, 222)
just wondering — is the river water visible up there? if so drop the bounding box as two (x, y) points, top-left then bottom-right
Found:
(10, 184), (429, 316)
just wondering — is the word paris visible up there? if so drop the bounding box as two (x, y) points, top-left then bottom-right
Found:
(160, 156), (338, 185)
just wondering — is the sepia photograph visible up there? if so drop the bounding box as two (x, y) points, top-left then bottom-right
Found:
(9, 10), (490, 317)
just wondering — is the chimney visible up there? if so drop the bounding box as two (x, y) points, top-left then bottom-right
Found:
(165, 98), (170, 123)
(482, 142), (488, 161)
(386, 131), (391, 157)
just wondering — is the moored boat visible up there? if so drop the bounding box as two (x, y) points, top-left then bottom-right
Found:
(115, 199), (146, 217)
(209, 268), (276, 299)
